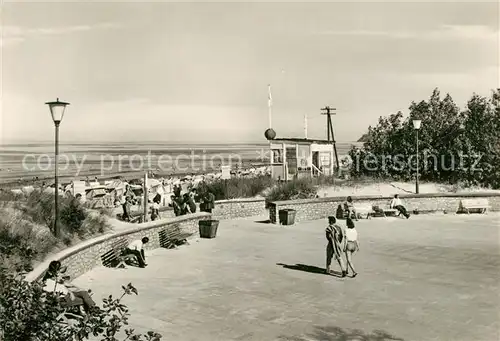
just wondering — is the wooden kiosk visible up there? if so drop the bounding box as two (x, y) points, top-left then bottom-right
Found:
(269, 137), (335, 181)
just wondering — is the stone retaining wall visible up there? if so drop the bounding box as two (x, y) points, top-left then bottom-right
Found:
(268, 192), (500, 223)
(131, 198), (268, 221)
(212, 198), (267, 220)
(26, 212), (211, 282)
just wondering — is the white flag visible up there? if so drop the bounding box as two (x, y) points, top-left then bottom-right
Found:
(268, 84), (272, 107)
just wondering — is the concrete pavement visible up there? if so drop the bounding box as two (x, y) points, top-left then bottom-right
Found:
(74, 213), (500, 341)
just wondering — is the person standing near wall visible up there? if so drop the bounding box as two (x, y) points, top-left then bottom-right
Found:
(202, 191), (215, 213)
(187, 188), (197, 213)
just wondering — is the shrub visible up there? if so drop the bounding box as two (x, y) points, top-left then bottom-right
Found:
(0, 190), (111, 272)
(0, 208), (58, 270)
(265, 178), (318, 201)
(60, 198), (87, 235)
(0, 257), (162, 341)
(80, 211), (110, 237)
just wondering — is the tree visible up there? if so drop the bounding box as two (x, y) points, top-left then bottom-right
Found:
(349, 88), (500, 189)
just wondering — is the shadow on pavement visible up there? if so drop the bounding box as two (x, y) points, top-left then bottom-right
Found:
(278, 325), (405, 341)
(276, 263), (343, 277)
(255, 219), (272, 224)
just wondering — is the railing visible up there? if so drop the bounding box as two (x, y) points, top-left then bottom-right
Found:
(311, 164), (322, 176)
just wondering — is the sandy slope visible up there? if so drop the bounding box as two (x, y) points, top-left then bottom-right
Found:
(317, 181), (500, 198)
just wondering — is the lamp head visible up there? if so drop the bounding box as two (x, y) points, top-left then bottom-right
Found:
(45, 98), (70, 124)
(412, 119), (422, 130)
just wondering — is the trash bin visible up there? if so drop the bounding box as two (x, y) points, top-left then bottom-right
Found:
(199, 220), (219, 238)
(279, 209), (296, 225)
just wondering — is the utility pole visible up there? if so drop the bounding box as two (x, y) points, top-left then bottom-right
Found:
(321, 106), (339, 170)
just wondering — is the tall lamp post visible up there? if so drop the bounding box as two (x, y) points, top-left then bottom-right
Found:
(46, 98), (70, 238)
(412, 119), (422, 194)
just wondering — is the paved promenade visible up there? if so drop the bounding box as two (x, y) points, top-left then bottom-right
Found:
(74, 214), (500, 341)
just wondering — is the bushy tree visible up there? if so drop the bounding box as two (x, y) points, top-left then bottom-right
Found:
(349, 88), (500, 189)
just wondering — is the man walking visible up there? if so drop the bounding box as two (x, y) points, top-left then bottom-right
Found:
(325, 216), (347, 277)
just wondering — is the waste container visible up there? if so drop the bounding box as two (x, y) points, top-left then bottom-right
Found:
(279, 209), (296, 225)
(199, 220), (219, 238)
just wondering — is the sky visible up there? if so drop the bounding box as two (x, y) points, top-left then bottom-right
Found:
(1, 0), (498, 143)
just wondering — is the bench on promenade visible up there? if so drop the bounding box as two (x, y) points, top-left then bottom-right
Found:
(101, 238), (136, 268)
(458, 198), (491, 214)
(371, 204), (399, 218)
(159, 226), (192, 249)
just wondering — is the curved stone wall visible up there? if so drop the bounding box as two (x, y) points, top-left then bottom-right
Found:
(26, 212), (211, 282)
(130, 198), (268, 220)
(268, 192), (500, 223)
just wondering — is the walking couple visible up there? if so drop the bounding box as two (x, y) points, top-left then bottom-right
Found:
(325, 216), (359, 278)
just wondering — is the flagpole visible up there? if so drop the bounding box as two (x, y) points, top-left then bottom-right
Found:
(268, 84), (272, 128)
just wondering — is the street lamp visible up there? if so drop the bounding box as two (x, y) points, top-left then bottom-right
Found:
(412, 119), (422, 194)
(45, 98), (70, 238)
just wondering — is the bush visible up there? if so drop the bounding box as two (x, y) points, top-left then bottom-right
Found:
(265, 178), (318, 201)
(60, 198), (87, 235)
(0, 208), (57, 271)
(0, 190), (111, 272)
(0, 257), (162, 341)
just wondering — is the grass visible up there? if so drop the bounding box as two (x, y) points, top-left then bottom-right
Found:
(265, 178), (318, 201)
(196, 175), (345, 201)
(0, 190), (111, 271)
(197, 175), (274, 200)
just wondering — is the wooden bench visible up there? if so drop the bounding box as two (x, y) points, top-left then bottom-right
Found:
(370, 205), (399, 218)
(384, 208), (399, 217)
(159, 227), (192, 249)
(458, 198), (491, 214)
(101, 238), (136, 268)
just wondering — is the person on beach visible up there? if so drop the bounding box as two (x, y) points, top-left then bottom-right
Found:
(202, 191), (215, 213)
(124, 237), (149, 268)
(150, 200), (160, 221)
(171, 195), (181, 216)
(325, 216), (347, 277)
(186, 189), (197, 213)
(390, 194), (410, 219)
(344, 196), (358, 220)
(42, 261), (96, 314)
(344, 218), (359, 278)
(181, 193), (191, 215)
(120, 195), (131, 221)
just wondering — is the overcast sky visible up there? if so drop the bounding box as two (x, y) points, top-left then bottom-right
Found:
(1, 1), (498, 143)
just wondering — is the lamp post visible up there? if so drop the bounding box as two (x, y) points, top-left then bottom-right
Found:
(45, 98), (70, 238)
(412, 119), (422, 194)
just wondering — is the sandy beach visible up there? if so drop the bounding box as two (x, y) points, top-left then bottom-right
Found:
(0, 141), (359, 187)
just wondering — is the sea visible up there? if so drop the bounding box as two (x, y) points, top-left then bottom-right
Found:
(0, 141), (362, 184)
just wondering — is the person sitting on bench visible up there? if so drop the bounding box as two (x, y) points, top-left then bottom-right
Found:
(390, 194), (410, 219)
(42, 261), (96, 314)
(344, 196), (358, 221)
(125, 237), (149, 268)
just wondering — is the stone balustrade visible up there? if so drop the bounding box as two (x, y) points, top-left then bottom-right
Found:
(130, 198), (268, 221)
(26, 212), (211, 283)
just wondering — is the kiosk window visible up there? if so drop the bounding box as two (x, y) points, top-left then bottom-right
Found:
(272, 149), (283, 163)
